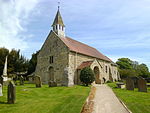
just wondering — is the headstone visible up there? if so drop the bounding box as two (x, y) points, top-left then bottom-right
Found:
(126, 77), (134, 90)
(7, 81), (16, 104)
(131, 76), (139, 88)
(35, 76), (42, 87)
(116, 82), (125, 89)
(20, 76), (24, 85)
(48, 81), (57, 87)
(0, 84), (3, 96)
(138, 77), (147, 92)
(0, 76), (3, 85)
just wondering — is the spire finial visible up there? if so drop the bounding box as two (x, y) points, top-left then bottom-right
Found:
(58, 1), (60, 10)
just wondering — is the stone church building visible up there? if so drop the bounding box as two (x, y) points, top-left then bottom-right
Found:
(35, 8), (120, 86)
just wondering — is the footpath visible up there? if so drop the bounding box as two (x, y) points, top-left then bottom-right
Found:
(92, 84), (130, 113)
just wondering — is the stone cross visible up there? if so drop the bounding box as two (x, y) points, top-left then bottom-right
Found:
(0, 84), (3, 96)
(7, 81), (16, 104)
(20, 76), (24, 85)
(35, 76), (42, 87)
(138, 77), (147, 92)
(126, 77), (134, 90)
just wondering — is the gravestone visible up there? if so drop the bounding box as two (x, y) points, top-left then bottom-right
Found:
(20, 76), (24, 85)
(116, 82), (125, 89)
(131, 76), (139, 88)
(0, 84), (3, 96)
(35, 76), (42, 87)
(138, 77), (147, 92)
(7, 81), (16, 104)
(126, 77), (134, 90)
(48, 81), (57, 87)
(0, 76), (3, 85)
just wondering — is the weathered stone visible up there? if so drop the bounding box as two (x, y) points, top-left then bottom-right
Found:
(0, 84), (3, 96)
(35, 76), (42, 87)
(48, 81), (57, 87)
(131, 76), (139, 88)
(0, 76), (3, 85)
(20, 76), (24, 85)
(116, 82), (125, 88)
(7, 81), (16, 104)
(138, 77), (147, 92)
(34, 10), (119, 86)
(126, 77), (134, 90)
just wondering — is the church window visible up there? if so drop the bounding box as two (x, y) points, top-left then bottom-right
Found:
(59, 25), (61, 30)
(62, 27), (64, 31)
(56, 25), (57, 30)
(49, 56), (54, 64)
(105, 66), (107, 73)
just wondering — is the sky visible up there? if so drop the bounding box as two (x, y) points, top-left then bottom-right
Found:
(0, 0), (150, 69)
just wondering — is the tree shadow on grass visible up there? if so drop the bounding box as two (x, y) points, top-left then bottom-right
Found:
(26, 87), (37, 88)
(0, 101), (7, 104)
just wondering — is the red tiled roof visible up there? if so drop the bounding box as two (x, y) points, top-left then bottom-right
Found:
(61, 37), (112, 62)
(77, 61), (93, 69)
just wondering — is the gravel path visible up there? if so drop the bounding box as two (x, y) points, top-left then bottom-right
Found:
(92, 84), (129, 113)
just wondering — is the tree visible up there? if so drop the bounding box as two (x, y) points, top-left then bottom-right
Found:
(0, 47), (9, 75)
(8, 49), (29, 74)
(136, 64), (150, 78)
(27, 51), (39, 75)
(116, 58), (133, 69)
(116, 58), (150, 79)
(0, 48), (29, 75)
(119, 69), (138, 79)
(80, 67), (95, 86)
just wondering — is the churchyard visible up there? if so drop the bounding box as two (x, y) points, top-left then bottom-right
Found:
(0, 83), (90, 113)
(108, 82), (150, 113)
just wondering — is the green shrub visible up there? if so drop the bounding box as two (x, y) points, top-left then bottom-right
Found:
(80, 67), (95, 86)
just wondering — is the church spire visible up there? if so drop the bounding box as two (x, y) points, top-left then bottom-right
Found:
(52, 5), (65, 37)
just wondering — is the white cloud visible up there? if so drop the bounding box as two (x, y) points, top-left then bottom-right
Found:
(0, 0), (39, 50)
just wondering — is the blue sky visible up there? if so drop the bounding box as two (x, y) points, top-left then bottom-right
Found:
(0, 0), (150, 69)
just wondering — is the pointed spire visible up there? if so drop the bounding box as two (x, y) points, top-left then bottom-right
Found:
(52, 8), (65, 27)
(3, 56), (7, 76)
(51, 4), (65, 37)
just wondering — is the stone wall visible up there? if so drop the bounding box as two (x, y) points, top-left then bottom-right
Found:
(35, 30), (119, 86)
(35, 31), (69, 86)
(69, 51), (119, 84)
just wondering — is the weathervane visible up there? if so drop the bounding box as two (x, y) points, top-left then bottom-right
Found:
(58, 1), (60, 9)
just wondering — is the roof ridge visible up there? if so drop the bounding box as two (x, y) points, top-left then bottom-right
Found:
(60, 36), (112, 62)
(66, 36), (99, 50)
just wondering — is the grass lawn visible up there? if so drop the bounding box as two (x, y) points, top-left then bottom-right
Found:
(107, 83), (150, 113)
(0, 84), (90, 113)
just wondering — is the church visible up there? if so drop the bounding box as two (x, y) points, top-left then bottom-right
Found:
(35, 8), (120, 86)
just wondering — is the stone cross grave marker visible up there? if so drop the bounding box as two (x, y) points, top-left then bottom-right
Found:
(138, 77), (147, 92)
(35, 76), (42, 87)
(126, 77), (134, 90)
(7, 81), (16, 104)
(0, 84), (3, 96)
(20, 76), (24, 85)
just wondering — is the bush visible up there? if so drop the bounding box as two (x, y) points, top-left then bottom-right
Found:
(80, 67), (95, 86)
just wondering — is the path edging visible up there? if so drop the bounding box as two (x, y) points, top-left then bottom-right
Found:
(107, 84), (132, 113)
(80, 86), (96, 113)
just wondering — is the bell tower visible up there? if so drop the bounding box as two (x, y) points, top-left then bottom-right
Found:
(52, 6), (65, 37)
